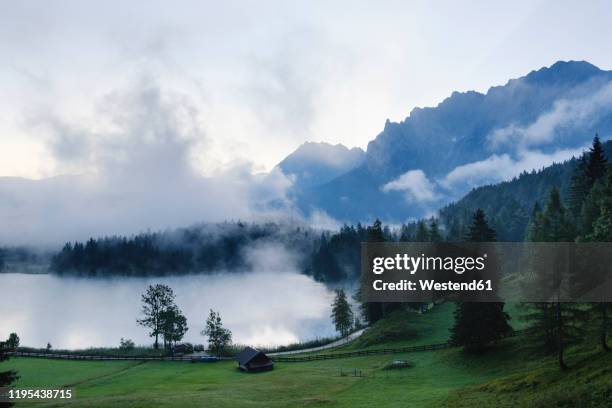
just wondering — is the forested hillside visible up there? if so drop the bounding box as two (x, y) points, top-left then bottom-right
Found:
(439, 140), (612, 241)
(295, 61), (612, 222)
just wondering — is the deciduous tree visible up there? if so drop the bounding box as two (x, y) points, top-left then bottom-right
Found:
(202, 310), (232, 357)
(137, 284), (176, 349)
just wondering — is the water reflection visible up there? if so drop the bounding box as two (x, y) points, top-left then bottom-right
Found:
(0, 272), (336, 349)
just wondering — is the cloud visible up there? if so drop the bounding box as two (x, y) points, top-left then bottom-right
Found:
(488, 79), (612, 149)
(379, 146), (587, 210)
(381, 169), (439, 203)
(440, 147), (586, 190)
(306, 209), (342, 231)
(0, 79), (297, 246)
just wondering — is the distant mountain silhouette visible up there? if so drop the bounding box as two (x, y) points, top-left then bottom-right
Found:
(277, 142), (364, 189)
(283, 61), (612, 222)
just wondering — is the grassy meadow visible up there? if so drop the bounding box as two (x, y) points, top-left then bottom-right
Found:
(4, 302), (612, 407)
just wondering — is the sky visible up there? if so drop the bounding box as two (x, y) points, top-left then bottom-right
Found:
(1, 0), (612, 244)
(2, 0), (612, 179)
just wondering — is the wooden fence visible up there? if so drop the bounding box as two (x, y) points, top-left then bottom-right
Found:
(8, 329), (530, 363)
(7, 352), (232, 362)
(271, 329), (531, 363)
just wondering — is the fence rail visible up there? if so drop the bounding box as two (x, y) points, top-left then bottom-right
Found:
(272, 328), (531, 363)
(7, 352), (232, 362)
(8, 329), (530, 363)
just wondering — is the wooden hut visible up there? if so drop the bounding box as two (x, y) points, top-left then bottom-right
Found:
(235, 347), (274, 372)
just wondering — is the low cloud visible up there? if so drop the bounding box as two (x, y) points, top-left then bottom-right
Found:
(488, 79), (612, 149)
(381, 169), (438, 203)
(0, 79), (296, 246)
(440, 147), (586, 190)
(380, 146), (587, 210)
(306, 209), (342, 231)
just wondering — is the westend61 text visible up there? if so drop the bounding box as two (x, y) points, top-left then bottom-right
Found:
(372, 279), (493, 292)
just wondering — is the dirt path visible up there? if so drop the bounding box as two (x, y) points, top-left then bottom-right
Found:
(268, 329), (366, 356)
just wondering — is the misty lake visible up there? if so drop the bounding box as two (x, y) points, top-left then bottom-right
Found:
(0, 272), (338, 350)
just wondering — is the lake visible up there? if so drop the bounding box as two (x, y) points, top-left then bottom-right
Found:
(0, 271), (338, 349)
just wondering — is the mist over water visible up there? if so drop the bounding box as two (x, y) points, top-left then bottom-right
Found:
(0, 272), (336, 349)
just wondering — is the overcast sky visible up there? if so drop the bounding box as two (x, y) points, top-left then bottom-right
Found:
(1, 0), (612, 180)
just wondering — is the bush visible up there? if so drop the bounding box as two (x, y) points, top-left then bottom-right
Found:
(6, 333), (20, 350)
(119, 338), (135, 351)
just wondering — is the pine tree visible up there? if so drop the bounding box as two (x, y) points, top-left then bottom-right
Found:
(584, 168), (612, 351)
(575, 134), (609, 236)
(585, 134), (608, 184)
(526, 202), (542, 240)
(428, 218), (443, 242)
(522, 187), (584, 369)
(415, 221), (430, 241)
(367, 219), (385, 242)
(580, 181), (605, 237)
(588, 169), (612, 242)
(450, 209), (511, 352)
(447, 219), (465, 242)
(331, 289), (354, 337)
(567, 154), (590, 223)
(465, 209), (496, 241)
(360, 220), (386, 324)
(399, 224), (412, 242)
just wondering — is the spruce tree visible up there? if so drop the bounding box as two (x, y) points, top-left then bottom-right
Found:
(415, 221), (430, 241)
(466, 209), (496, 241)
(331, 289), (354, 337)
(428, 218), (443, 242)
(584, 168), (612, 351)
(567, 155), (591, 223)
(588, 169), (612, 242)
(367, 219), (385, 242)
(585, 134), (607, 184)
(576, 134), (609, 236)
(447, 219), (465, 242)
(580, 181), (605, 237)
(522, 187), (584, 369)
(399, 224), (412, 242)
(450, 209), (511, 352)
(359, 219), (386, 324)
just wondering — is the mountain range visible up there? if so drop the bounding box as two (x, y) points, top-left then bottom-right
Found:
(277, 60), (612, 223)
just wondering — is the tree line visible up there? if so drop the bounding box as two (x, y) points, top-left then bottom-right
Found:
(50, 222), (314, 276)
(439, 139), (612, 241)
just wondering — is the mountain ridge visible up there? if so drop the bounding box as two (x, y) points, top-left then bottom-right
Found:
(287, 60), (612, 222)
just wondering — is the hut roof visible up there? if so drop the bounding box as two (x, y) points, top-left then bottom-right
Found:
(235, 347), (267, 365)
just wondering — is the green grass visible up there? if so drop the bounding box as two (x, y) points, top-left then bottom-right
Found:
(345, 303), (456, 350)
(4, 303), (611, 407)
